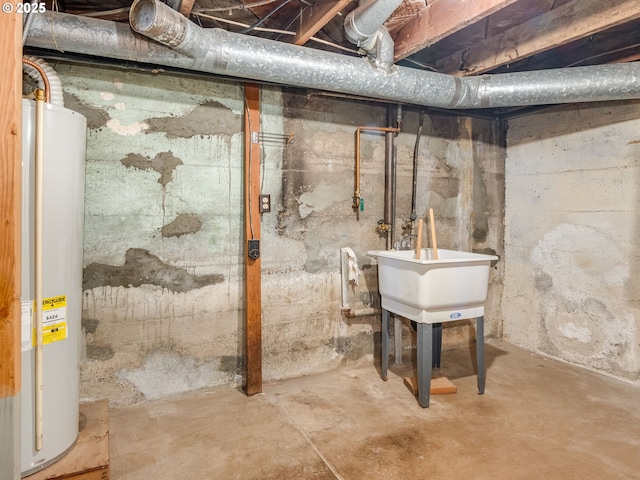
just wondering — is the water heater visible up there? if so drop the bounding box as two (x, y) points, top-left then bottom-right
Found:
(20, 98), (87, 476)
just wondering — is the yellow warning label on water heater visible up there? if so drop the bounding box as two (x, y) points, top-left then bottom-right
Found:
(43, 295), (67, 311)
(31, 295), (68, 346)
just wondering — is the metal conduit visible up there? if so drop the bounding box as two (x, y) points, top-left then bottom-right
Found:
(24, 4), (640, 110)
(22, 58), (51, 103)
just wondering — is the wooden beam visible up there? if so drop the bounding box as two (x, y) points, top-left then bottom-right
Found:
(1, 10), (22, 478)
(243, 84), (262, 396)
(294, 0), (352, 46)
(437, 0), (640, 75)
(391, 0), (521, 61)
(615, 51), (640, 63)
(490, 19), (640, 72)
(0, 2), (22, 400)
(385, 0), (427, 32)
(179, 0), (196, 17)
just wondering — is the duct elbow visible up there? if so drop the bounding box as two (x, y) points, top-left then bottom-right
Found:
(130, 0), (188, 48)
(345, 18), (396, 71)
(352, 27), (396, 72)
(344, 0), (403, 44)
(372, 27), (395, 70)
(344, 0), (400, 71)
(130, 0), (220, 67)
(344, 8), (376, 49)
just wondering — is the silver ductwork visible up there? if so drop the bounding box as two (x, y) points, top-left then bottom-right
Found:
(24, 3), (640, 110)
(344, 0), (403, 69)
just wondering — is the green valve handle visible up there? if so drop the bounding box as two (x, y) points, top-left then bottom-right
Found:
(359, 197), (364, 211)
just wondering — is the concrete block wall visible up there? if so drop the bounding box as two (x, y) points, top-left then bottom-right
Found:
(504, 101), (640, 383)
(56, 63), (504, 405)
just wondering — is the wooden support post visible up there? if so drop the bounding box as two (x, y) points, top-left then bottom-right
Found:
(243, 84), (262, 396)
(0, 0), (22, 401)
(0, 7), (23, 479)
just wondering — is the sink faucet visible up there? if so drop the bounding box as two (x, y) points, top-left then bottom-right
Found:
(399, 234), (416, 250)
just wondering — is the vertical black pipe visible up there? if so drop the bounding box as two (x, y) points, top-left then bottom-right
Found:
(411, 110), (425, 219)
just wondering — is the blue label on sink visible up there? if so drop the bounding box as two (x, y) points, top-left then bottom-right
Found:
(449, 312), (462, 319)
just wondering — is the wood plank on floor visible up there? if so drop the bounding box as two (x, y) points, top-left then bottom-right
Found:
(403, 376), (458, 395)
(28, 400), (109, 480)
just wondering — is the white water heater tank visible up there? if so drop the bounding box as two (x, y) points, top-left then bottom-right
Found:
(20, 98), (87, 476)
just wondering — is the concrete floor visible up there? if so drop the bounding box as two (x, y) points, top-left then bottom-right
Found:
(109, 341), (640, 480)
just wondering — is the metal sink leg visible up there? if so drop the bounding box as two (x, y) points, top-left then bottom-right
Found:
(381, 308), (390, 381)
(417, 322), (433, 408)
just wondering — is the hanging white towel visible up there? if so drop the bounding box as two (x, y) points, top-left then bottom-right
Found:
(341, 247), (362, 286)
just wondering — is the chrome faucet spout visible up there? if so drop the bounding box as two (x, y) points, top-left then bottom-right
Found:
(399, 234), (416, 250)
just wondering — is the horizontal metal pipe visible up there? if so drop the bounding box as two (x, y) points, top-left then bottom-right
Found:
(342, 307), (380, 318)
(25, 8), (640, 110)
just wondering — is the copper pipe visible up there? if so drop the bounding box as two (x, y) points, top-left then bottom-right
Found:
(22, 57), (51, 103)
(354, 126), (400, 212)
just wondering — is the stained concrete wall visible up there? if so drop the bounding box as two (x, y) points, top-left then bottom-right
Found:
(390, 113), (505, 350)
(55, 62), (504, 405)
(504, 101), (640, 383)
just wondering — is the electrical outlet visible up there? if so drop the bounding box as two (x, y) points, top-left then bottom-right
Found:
(259, 194), (271, 213)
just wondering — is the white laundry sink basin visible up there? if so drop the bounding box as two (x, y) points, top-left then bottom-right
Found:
(367, 249), (497, 324)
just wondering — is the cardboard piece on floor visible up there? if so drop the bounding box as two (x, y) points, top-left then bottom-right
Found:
(403, 376), (457, 396)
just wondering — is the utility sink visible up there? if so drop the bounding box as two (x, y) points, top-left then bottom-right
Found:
(367, 248), (497, 324)
(367, 248), (498, 408)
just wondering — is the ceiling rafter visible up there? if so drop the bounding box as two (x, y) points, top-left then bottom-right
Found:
(490, 19), (640, 72)
(179, 0), (196, 16)
(385, 0), (426, 32)
(436, 0), (640, 75)
(391, 0), (522, 61)
(293, 0), (352, 46)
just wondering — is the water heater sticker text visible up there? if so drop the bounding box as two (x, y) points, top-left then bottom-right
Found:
(41, 295), (68, 344)
(42, 296), (66, 309)
(21, 300), (33, 351)
(23, 295), (69, 348)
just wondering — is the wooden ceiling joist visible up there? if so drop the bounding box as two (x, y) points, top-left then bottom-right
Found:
(179, 0), (196, 17)
(391, 0), (521, 61)
(491, 19), (640, 72)
(293, 0), (352, 46)
(385, 0), (426, 32)
(436, 0), (640, 75)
